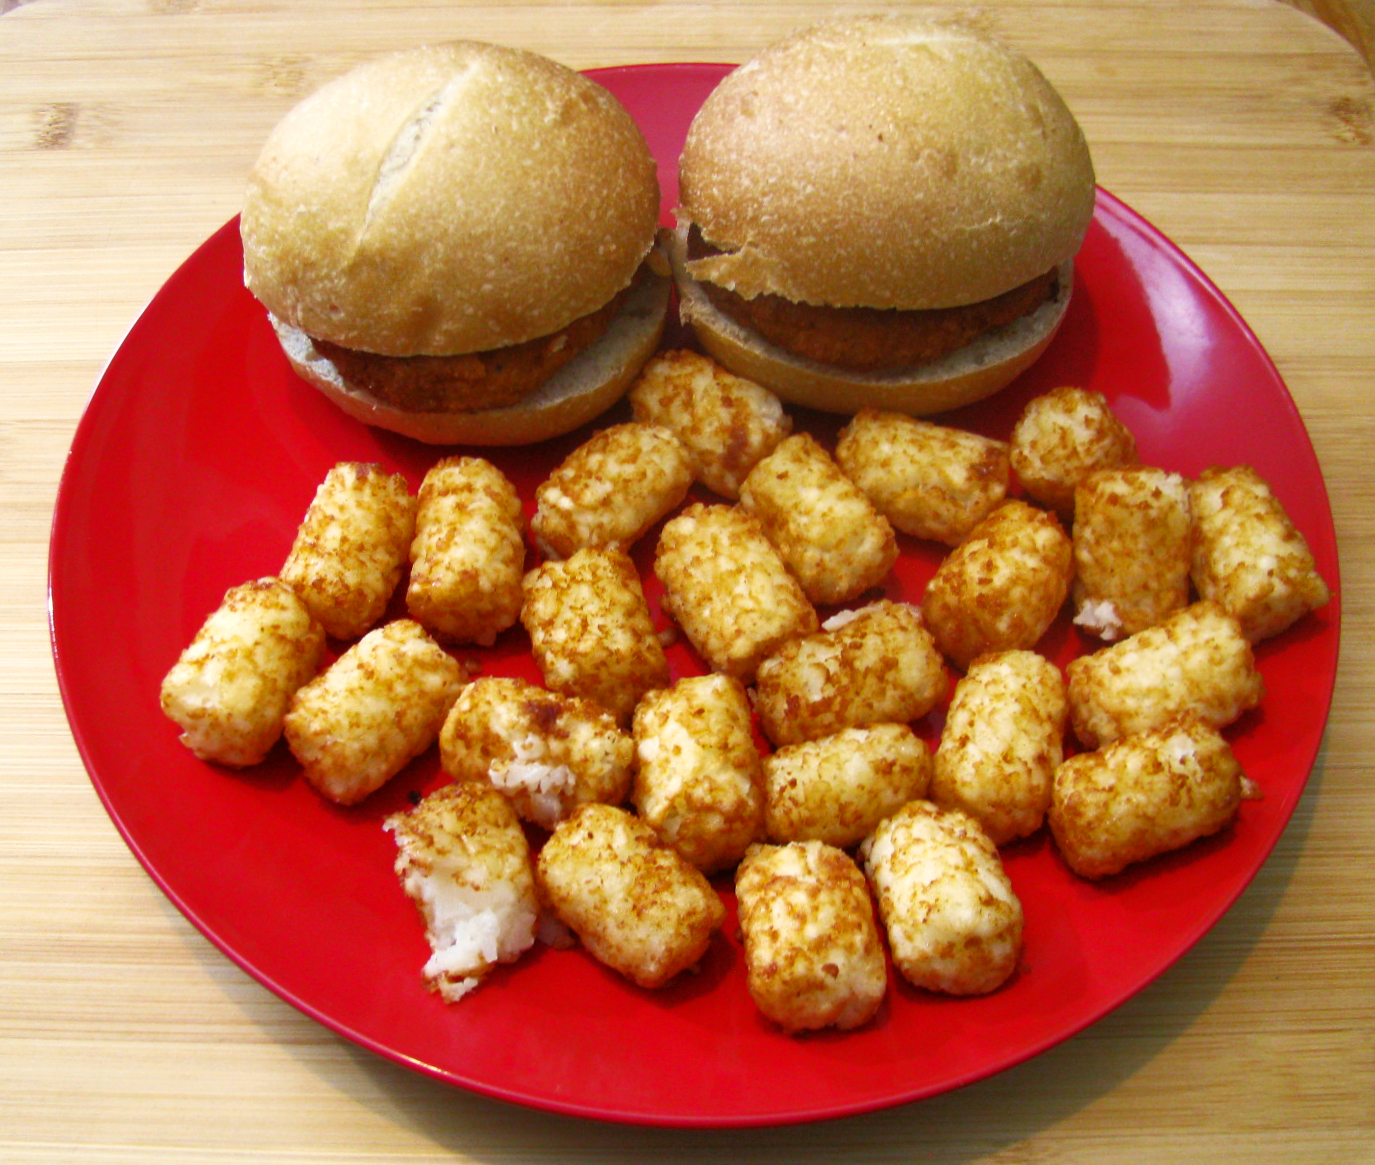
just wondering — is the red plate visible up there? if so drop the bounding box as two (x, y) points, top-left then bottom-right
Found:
(49, 63), (1340, 1127)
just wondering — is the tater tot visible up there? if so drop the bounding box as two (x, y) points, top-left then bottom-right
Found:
(861, 799), (1023, 996)
(439, 675), (634, 830)
(279, 461), (416, 640)
(835, 408), (1011, 546)
(739, 432), (898, 605)
(536, 802), (725, 989)
(161, 577), (326, 767)
(530, 422), (694, 560)
(1189, 464), (1331, 642)
(735, 841), (888, 1033)
(931, 650), (1067, 845)
(920, 500), (1073, 671)
(384, 782), (538, 1002)
(655, 503), (818, 681)
(763, 723), (931, 849)
(1049, 714), (1256, 879)
(628, 347), (792, 499)
(1066, 600), (1265, 749)
(632, 674), (764, 873)
(520, 546), (669, 723)
(1009, 386), (1138, 518)
(1071, 466), (1192, 641)
(283, 619), (466, 805)
(406, 456), (525, 647)
(754, 600), (947, 747)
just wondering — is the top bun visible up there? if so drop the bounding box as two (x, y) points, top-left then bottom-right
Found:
(677, 15), (1096, 311)
(241, 41), (661, 357)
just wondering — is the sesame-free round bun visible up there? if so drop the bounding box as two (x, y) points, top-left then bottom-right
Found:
(241, 40), (661, 358)
(678, 15), (1096, 313)
(667, 224), (1073, 416)
(274, 263), (671, 446)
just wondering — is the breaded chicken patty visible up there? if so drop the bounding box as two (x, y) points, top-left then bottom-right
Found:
(311, 286), (629, 413)
(688, 229), (1059, 371)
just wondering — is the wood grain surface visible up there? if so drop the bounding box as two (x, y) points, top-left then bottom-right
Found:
(2, 1), (1373, 1161)
(1288, 0), (1375, 67)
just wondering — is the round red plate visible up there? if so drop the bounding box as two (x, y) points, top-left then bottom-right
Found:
(49, 63), (1340, 1127)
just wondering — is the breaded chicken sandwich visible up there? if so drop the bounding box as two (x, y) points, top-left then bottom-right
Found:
(668, 16), (1096, 415)
(241, 41), (668, 444)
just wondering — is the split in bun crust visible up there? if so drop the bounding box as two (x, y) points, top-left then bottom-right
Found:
(672, 14), (1096, 414)
(240, 40), (666, 443)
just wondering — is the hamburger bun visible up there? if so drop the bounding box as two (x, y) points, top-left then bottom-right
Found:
(241, 40), (667, 442)
(673, 15), (1096, 415)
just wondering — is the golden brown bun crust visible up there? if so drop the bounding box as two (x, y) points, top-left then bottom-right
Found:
(678, 14), (1095, 311)
(241, 41), (660, 357)
(668, 224), (1072, 416)
(277, 264), (670, 445)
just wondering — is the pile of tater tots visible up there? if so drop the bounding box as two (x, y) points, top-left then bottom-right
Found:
(160, 348), (1330, 1034)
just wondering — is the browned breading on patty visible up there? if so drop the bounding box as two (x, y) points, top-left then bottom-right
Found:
(311, 285), (630, 413)
(687, 229), (1059, 372)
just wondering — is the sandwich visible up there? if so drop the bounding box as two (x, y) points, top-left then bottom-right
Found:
(668, 15), (1097, 416)
(240, 40), (669, 445)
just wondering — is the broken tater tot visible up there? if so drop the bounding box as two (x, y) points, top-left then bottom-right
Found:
(1066, 600), (1265, 749)
(406, 456), (525, 647)
(160, 577), (325, 767)
(628, 347), (792, 499)
(861, 799), (1023, 996)
(1009, 386), (1137, 518)
(283, 619), (465, 805)
(754, 600), (947, 747)
(536, 802), (725, 989)
(632, 674), (764, 873)
(1049, 714), (1257, 879)
(1190, 464), (1331, 642)
(1072, 466), (1192, 642)
(735, 841), (888, 1033)
(521, 546), (669, 723)
(739, 432), (898, 605)
(279, 461), (416, 640)
(439, 675), (633, 830)
(384, 781), (538, 1003)
(921, 500), (1073, 671)
(655, 503), (818, 681)
(530, 422), (694, 560)
(931, 650), (1067, 845)
(763, 723), (931, 849)
(835, 408), (1010, 546)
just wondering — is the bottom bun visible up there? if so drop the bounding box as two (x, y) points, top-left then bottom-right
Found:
(668, 226), (1072, 417)
(272, 266), (671, 446)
